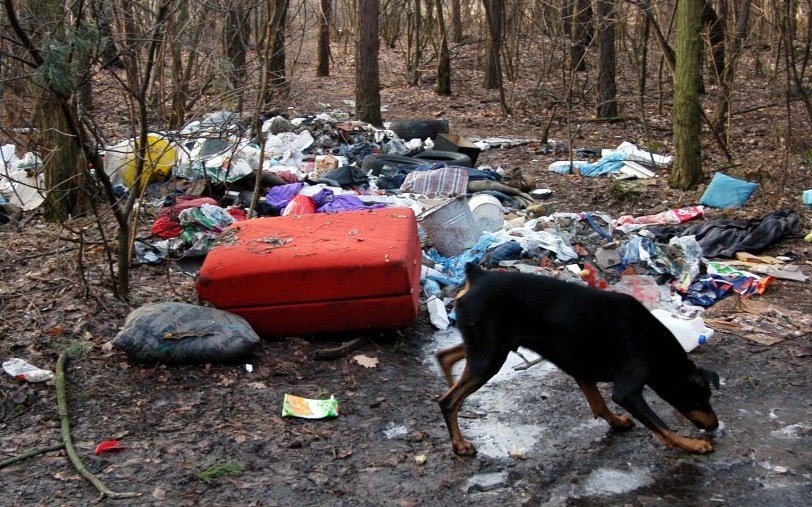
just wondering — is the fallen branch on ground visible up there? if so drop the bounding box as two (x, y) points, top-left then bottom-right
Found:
(313, 336), (369, 360)
(0, 443), (65, 469)
(56, 352), (141, 500)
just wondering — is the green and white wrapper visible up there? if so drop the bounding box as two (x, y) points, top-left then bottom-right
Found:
(282, 394), (339, 419)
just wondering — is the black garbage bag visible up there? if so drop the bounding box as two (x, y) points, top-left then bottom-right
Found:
(113, 302), (261, 364)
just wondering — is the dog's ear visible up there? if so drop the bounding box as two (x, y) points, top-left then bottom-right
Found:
(697, 367), (720, 390)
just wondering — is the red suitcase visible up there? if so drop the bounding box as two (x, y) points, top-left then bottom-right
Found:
(195, 208), (422, 337)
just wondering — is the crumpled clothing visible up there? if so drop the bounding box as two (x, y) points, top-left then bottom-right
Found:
(681, 274), (773, 307)
(311, 188), (386, 213)
(400, 166), (469, 198)
(151, 215), (182, 239)
(338, 141), (373, 163)
(156, 196), (218, 219)
(178, 203), (235, 232)
(679, 210), (800, 258)
(265, 182), (305, 209)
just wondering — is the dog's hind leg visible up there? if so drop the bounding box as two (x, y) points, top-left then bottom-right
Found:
(438, 349), (509, 456)
(575, 379), (634, 430)
(436, 343), (466, 387)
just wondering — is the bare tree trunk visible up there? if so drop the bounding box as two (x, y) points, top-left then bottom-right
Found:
(712, 0), (752, 144)
(356, 0), (383, 126)
(92, 0), (123, 68)
(224, 1), (251, 111)
(450, 0), (462, 42)
(596, 0), (617, 118)
(435, 0), (451, 95)
(482, 0), (503, 89)
(570, 0), (591, 71)
(24, 0), (91, 221)
(703, 0), (726, 82)
(779, 0), (812, 123)
(408, 0), (422, 86)
(263, 0), (290, 104)
(317, 0), (331, 76)
(672, 0), (704, 190)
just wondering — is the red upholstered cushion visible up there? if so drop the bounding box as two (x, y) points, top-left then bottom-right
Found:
(196, 208), (421, 310)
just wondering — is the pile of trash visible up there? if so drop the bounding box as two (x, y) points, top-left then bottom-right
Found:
(2, 110), (808, 355)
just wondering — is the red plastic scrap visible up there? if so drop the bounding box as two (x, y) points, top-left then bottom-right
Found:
(94, 440), (128, 455)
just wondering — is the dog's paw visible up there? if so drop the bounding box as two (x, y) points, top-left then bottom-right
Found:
(684, 438), (714, 454)
(453, 440), (478, 457)
(610, 414), (635, 431)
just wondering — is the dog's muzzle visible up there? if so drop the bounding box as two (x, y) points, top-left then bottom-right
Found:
(683, 410), (719, 431)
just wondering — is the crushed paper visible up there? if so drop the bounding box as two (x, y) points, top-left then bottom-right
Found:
(704, 297), (812, 346)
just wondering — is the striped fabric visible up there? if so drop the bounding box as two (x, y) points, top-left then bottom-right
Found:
(400, 166), (469, 198)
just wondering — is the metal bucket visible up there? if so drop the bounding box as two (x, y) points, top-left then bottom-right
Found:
(418, 196), (480, 257)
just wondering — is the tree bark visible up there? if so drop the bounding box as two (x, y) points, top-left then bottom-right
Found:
(570, 0), (591, 71)
(703, 0), (726, 82)
(596, 0), (617, 118)
(450, 0), (462, 42)
(671, 0), (704, 190)
(26, 0), (90, 220)
(224, 1), (250, 110)
(317, 0), (331, 76)
(482, 0), (503, 89)
(408, 0), (423, 86)
(435, 0), (451, 95)
(263, 0), (289, 103)
(355, 0), (383, 126)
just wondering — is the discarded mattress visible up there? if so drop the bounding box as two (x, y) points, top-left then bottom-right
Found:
(195, 208), (422, 337)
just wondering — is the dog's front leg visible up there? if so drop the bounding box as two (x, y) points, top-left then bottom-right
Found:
(575, 379), (634, 430)
(612, 388), (713, 454)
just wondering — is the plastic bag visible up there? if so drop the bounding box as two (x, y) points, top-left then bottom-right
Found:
(2, 358), (54, 382)
(282, 194), (316, 215)
(113, 302), (261, 364)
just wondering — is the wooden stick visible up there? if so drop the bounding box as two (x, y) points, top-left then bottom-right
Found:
(55, 352), (141, 500)
(0, 443), (65, 469)
(313, 336), (369, 360)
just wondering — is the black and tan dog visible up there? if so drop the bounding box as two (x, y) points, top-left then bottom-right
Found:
(437, 264), (720, 456)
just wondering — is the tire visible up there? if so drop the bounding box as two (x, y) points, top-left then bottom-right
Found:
(387, 119), (449, 141)
(361, 154), (425, 176)
(414, 149), (473, 167)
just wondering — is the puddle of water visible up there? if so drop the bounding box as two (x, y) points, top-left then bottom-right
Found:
(382, 421), (409, 439)
(580, 467), (654, 496)
(770, 423), (811, 440)
(426, 328), (559, 458)
(465, 471), (510, 493)
(426, 328), (558, 387)
(462, 421), (545, 458)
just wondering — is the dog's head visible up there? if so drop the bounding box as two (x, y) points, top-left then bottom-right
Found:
(661, 367), (720, 431)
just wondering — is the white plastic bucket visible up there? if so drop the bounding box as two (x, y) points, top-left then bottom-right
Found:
(468, 194), (504, 233)
(418, 196), (480, 257)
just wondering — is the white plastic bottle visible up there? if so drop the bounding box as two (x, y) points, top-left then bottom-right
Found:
(650, 309), (714, 353)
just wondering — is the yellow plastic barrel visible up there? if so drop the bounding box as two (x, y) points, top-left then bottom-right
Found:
(121, 133), (176, 189)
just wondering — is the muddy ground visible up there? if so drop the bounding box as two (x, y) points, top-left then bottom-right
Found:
(2, 38), (812, 506)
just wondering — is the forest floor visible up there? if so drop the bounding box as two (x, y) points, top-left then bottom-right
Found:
(1, 38), (811, 506)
